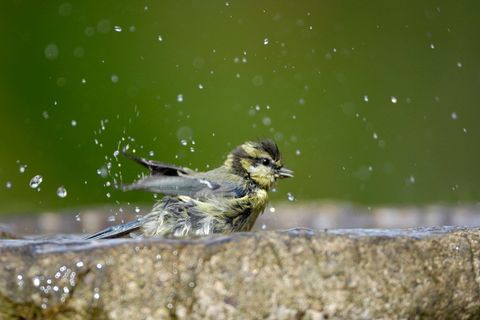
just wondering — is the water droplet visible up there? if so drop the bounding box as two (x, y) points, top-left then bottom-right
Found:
(76, 261), (84, 268)
(363, 95), (369, 102)
(107, 215), (116, 222)
(111, 74), (119, 83)
(148, 150), (155, 156)
(29, 175), (43, 188)
(97, 166), (108, 178)
(19, 164), (27, 173)
(456, 61), (463, 68)
(263, 38), (269, 45)
(391, 96), (398, 104)
(114, 25), (122, 32)
(32, 277), (41, 287)
(198, 83), (204, 89)
(56, 186), (67, 198)
(262, 117), (272, 126)
(409, 175), (416, 184)
(261, 224), (267, 230)
(71, 120), (77, 127)
(177, 94), (184, 102)
(189, 146), (195, 153)
(135, 206), (140, 213)
(75, 214), (81, 221)
(158, 35), (163, 42)
(58, 2), (72, 16)
(252, 75), (263, 86)
(5, 181), (12, 189)
(463, 128), (468, 133)
(295, 149), (301, 156)
(44, 43), (59, 60)
(373, 132), (378, 140)
(287, 192), (295, 201)
(430, 43), (435, 49)
(269, 207), (276, 213)
(97, 19), (111, 34)
(451, 112), (458, 120)
(180, 139), (188, 146)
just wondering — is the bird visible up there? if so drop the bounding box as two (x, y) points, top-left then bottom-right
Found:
(85, 139), (293, 239)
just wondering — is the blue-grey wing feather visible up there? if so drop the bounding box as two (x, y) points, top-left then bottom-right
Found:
(123, 174), (247, 198)
(84, 219), (143, 240)
(123, 153), (194, 176)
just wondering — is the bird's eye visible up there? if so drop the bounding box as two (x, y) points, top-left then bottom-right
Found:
(261, 158), (271, 166)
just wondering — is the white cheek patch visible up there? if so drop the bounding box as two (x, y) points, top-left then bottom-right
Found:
(249, 165), (263, 175)
(249, 165), (274, 181)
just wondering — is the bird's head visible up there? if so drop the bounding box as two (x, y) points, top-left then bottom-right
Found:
(224, 139), (294, 190)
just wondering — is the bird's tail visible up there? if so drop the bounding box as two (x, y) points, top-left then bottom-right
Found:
(84, 219), (143, 240)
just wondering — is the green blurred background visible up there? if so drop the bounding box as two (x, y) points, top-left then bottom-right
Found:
(1, 0), (479, 214)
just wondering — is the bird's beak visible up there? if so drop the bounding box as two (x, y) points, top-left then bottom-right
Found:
(277, 167), (294, 178)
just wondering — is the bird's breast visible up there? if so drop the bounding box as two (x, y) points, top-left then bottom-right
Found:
(236, 188), (269, 232)
(251, 189), (269, 212)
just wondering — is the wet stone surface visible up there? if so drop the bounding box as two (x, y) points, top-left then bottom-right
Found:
(0, 227), (479, 319)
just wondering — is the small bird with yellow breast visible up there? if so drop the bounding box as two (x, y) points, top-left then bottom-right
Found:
(86, 139), (293, 239)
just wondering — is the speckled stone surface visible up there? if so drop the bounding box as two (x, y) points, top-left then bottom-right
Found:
(1, 227), (479, 319)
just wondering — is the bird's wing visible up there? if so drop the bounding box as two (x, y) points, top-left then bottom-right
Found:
(84, 218), (143, 240)
(123, 175), (247, 198)
(123, 153), (193, 176)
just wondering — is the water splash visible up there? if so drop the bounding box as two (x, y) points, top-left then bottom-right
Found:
(56, 186), (67, 198)
(287, 192), (295, 201)
(29, 175), (43, 188)
(19, 164), (27, 173)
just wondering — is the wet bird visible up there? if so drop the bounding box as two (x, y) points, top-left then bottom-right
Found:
(86, 139), (293, 239)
